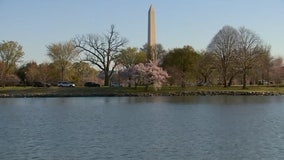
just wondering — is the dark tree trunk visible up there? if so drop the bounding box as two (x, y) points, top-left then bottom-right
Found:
(104, 73), (110, 86)
(223, 76), (227, 87)
(242, 71), (247, 89)
(128, 77), (131, 87)
(228, 76), (233, 87)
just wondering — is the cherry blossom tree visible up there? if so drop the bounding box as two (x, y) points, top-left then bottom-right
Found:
(131, 61), (169, 90)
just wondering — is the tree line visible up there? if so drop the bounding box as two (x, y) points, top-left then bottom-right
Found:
(0, 25), (283, 88)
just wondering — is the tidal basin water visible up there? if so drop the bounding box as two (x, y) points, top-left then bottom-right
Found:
(0, 96), (284, 160)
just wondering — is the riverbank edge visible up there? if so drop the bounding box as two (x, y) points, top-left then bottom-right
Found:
(0, 90), (283, 98)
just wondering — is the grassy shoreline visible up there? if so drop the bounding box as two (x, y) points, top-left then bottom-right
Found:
(0, 86), (283, 97)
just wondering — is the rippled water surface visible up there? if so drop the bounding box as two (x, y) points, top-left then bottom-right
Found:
(0, 96), (284, 159)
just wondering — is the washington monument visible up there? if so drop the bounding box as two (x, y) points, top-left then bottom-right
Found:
(148, 5), (156, 62)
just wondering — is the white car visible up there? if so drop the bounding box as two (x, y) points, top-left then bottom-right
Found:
(110, 82), (121, 87)
(57, 81), (75, 87)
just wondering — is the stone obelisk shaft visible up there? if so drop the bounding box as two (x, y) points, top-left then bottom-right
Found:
(148, 5), (156, 62)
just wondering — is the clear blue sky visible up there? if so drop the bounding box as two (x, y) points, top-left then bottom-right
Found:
(1, 0), (284, 63)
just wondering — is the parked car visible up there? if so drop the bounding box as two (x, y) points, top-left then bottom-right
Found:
(258, 80), (269, 85)
(57, 81), (75, 87)
(84, 82), (100, 87)
(33, 81), (51, 87)
(110, 82), (121, 87)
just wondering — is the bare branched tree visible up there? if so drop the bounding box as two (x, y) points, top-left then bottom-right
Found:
(73, 25), (128, 86)
(236, 27), (264, 89)
(207, 26), (239, 87)
(207, 25), (271, 88)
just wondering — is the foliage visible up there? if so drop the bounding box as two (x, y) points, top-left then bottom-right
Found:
(17, 61), (53, 85)
(25, 61), (39, 83)
(162, 45), (199, 87)
(72, 61), (98, 85)
(38, 63), (50, 84)
(131, 61), (169, 90)
(1, 25), (283, 88)
(73, 25), (128, 86)
(115, 47), (147, 87)
(47, 41), (79, 81)
(0, 40), (24, 87)
(141, 43), (166, 63)
(195, 51), (216, 84)
(270, 57), (284, 85)
(16, 61), (97, 86)
(116, 47), (146, 69)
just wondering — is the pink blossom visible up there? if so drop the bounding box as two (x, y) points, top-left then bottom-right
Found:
(131, 61), (169, 90)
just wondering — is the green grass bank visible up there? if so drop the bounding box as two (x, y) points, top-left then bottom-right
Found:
(0, 86), (284, 97)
